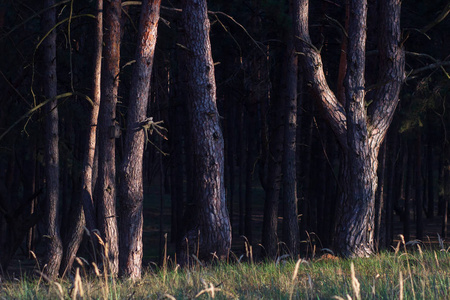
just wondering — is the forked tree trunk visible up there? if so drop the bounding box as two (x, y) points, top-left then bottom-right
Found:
(42, 0), (63, 279)
(179, 0), (231, 263)
(119, 0), (161, 279)
(294, 0), (404, 256)
(97, 0), (121, 274)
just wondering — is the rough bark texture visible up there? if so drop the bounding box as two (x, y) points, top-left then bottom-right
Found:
(294, 0), (404, 257)
(180, 0), (232, 263)
(282, 38), (300, 256)
(42, 0), (63, 279)
(97, 0), (121, 275)
(119, 0), (161, 280)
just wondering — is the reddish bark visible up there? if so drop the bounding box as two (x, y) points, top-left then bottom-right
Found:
(119, 0), (161, 279)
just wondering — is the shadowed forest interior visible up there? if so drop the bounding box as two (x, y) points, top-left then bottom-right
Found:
(0, 0), (449, 279)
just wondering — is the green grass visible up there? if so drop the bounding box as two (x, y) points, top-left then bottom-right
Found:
(2, 245), (450, 299)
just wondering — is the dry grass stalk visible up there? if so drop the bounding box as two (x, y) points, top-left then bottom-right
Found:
(350, 262), (360, 300)
(399, 271), (404, 300)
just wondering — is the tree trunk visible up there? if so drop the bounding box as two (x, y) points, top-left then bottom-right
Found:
(261, 83), (284, 259)
(442, 141), (450, 238)
(237, 103), (245, 236)
(426, 126), (434, 218)
(404, 143), (412, 241)
(83, 0), (103, 233)
(97, 0), (121, 275)
(42, 0), (63, 279)
(179, 0), (231, 263)
(374, 141), (386, 250)
(118, 0), (161, 279)
(282, 37), (299, 256)
(415, 133), (423, 240)
(294, 0), (404, 256)
(59, 0), (104, 276)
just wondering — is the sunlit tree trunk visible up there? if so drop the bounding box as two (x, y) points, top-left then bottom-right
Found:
(59, 0), (103, 276)
(42, 0), (63, 279)
(97, 0), (121, 274)
(179, 0), (231, 263)
(118, 0), (161, 279)
(294, 0), (404, 256)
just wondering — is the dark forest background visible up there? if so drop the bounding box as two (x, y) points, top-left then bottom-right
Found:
(0, 0), (449, 276)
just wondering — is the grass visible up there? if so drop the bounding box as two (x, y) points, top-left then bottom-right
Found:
(2, 238), (450, 299)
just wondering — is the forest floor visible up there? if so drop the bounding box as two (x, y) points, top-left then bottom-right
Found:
(2, 248), (450, 299)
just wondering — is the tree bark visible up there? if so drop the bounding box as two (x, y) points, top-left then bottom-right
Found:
(97, 0), (121, 275)
(294, 0), (404, 256)
(59, 0), (104, 277)
(42, 0), (63, 279)
(415, 133), (423, 240)
(179, 0), (231, 263)
(119, 0), (161, 280)
(261, 82), (284, 259)
(83, 0), (103, 233)
(282, 37), (300, 256)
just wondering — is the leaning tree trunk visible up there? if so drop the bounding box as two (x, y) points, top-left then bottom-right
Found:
(42, 0), (63, 279)
(119, 0), (160, 280)
(96, 0), (121, 275)
(294, 0), (404, 257)
(59, 0), (103, 276)
(83, 0), (103, 233)
(179, 0), (232, 263)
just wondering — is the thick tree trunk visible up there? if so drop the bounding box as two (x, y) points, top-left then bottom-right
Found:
(335, 149), (378, 257)
(179, 0), (231, 263)
(97, 0), (121, 275)
(118, 0), (160, 280)
(282, 38), (300, 256)
(294, 0), (404, 256)
(42, 0), (63, 279)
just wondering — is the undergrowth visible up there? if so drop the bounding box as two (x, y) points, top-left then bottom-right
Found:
(2, 236), (450, 299)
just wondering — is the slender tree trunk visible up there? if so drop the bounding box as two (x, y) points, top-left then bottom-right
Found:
(237, 103), (245, 236)
(97, 0), (121, 275)
(118, 0), (161, 279)
(261, 85), (284, 259)
(404, 143), (412, 241)
(426, 127), (434, 218)
(59, 1), (103, 276)
(42, 0), (63, 279)
(442, 141), (450, 238)
(282, 37), (299, 256)
(245, 110), (257, 244)
(179, 0), (231, 263)
(83, 0), (103, 232)
(374, 141), (386, 250)
(415, 133), (423, 240)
